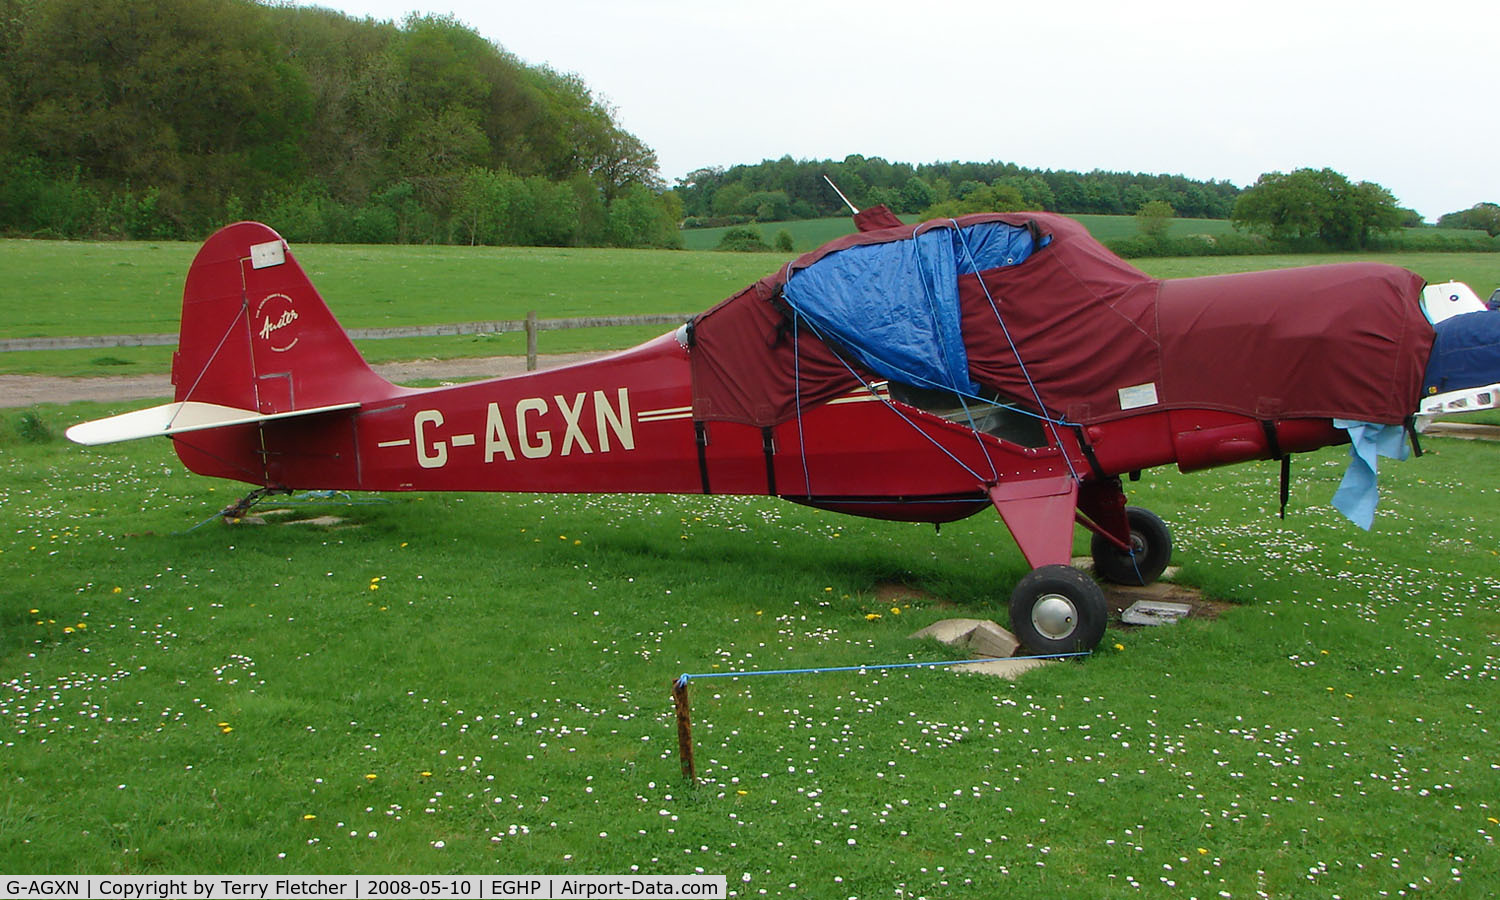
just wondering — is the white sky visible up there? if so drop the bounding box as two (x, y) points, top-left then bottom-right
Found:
(289, 0), (1495, 222)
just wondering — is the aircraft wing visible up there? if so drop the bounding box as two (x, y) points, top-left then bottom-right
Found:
(66, 400), (360, 446)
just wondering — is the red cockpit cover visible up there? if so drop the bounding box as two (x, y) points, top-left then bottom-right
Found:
(689, 212), (1433, 428)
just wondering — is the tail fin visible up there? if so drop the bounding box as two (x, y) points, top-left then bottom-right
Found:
(173, 221), (396, 412)
(68, 223), (403, 489)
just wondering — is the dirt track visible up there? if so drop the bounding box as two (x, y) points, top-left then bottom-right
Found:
(0, 352), (607, 409)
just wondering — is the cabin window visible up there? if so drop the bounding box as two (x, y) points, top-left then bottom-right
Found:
(887, 382), (1047, 448)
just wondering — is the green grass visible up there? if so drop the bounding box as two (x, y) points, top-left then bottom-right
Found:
(0, 241), (775, 339)
(679, 218), (888, 252)
(2, 401), (1499, 894)
(5, 236), (1500, 378)
(1135, 251), (1500, 293)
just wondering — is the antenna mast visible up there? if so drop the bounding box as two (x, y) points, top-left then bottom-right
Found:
(823, 175), (860, 215)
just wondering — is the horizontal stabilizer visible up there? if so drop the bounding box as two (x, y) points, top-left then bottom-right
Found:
(66, 400), (359, 446)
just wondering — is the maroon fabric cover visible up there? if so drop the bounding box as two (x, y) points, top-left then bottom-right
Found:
(689, 275), (862, 426)
(1155, 264), (1431, 423)
(689, 211), (1434, 429)
(853, 204), (904, 232)
(960, 214), (1162, 423)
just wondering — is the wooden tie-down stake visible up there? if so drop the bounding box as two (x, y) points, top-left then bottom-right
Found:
(672, 676), (696, 782)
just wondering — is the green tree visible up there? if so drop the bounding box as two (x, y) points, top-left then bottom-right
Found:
(897, 177), (936, 214)
(1438, 202), (1500, 237)
(9, 0), (311, 232)
(919, 183), (1026, 219)
(716, 226), (770, 251)
(1232, 168), (1403, 249)
(604, 183), (681, 248)
(1135, 199), (1174, 239)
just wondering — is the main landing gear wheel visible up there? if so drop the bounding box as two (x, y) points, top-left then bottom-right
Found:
(1090, 506), (1172, 586)
(1009, 565), (1108, 655)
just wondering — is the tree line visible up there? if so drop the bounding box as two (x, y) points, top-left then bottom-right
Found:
(689, 156), (1500, 255)
(2, 0), (1493, 253)
(675, 156), (1244, 226)
(0, 0), (680, 247)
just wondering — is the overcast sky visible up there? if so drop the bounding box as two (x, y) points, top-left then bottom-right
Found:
(290, 0), (1494, 222)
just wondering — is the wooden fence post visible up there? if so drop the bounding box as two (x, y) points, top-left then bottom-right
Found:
(525, 310), (538, 371)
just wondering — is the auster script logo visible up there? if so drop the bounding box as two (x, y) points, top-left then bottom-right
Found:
(256, 293), (300, 352)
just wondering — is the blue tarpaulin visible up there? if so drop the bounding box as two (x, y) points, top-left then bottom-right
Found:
(1422, 309), (1500, 396)
(781, 222), (1043, 395)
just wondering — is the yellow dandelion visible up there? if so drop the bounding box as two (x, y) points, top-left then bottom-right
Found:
(1197, 847), (1208, 855)
(63, 626), (74, 634)
(1344, 692), (1354, 698)
(220, 726), (233, 734)
(76, 623), (87, 630)
(1327, 686), (1335, 692)
(559, 535), (567, 540)
(112, 587), (122, 594)
(865, 613), (882, 621)
(1320, 649), (1329, 655)
(419, 771), (432, 778)
(370, 583), (379, 591)
(824, 587), (833, 592)
(365, 773), (377, 782)
(400, 542), (408, 548)
(303, 814), (317, 821)
(217, 722), (230, 727)
(28, 608), (38, 614)
(1488, 817), (1499, 825)
(736, 790), (747, 796)
(1113, 643), (1125, 651)
(890, 607), (901, 615)
(573, 539), (581, 545)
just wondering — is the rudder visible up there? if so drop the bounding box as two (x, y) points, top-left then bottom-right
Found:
(173, 222), (396, 413)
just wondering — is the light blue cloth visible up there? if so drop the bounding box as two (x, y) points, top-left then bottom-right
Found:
(1331, 419), (1410, 529)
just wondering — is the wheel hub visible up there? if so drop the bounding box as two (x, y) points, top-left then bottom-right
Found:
(1031, 593), (1078, 641)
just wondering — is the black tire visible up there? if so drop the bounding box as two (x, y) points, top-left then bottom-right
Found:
(1090, 506), (1172, 586)
(1008, 564), (1108, 654)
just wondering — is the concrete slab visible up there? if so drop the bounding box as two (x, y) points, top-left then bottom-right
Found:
(963, 620), (1021, 658)
(953, 657), (1057, 679)
(909, 618), (1038, 679)
(909, 618), (992, 644)
(1120, 599), (1193, 625)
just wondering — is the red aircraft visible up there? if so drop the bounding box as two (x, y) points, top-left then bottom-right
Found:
(68, 209), (1493, 653)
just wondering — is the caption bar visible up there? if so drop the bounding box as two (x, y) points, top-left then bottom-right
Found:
(2, 877), (727, 900)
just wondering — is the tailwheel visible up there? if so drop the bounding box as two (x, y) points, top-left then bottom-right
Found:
(1008, 564), (1108, 655)
(1090, 506), (1172, 586)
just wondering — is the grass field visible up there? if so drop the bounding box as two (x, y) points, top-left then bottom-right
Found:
(2, 399), (1499, 892)
(4, 236), (1500, 378)
(4, 240), (1500, 890)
